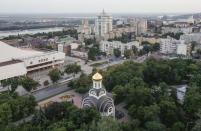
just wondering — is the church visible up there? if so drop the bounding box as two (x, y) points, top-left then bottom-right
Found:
(81, 72), (115, 117)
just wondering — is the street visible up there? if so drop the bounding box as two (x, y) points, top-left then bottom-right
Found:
(31, 55), (148, 102)
(32, 82), (71, 102)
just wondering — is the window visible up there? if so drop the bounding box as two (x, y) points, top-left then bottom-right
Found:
(108, 107), (113, 113)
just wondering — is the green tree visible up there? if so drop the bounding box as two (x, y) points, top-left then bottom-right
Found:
(129, 104), (160, 124)
(171, 122), (185, 131)
(88, 46), (100, 61)
(192, 119), (201, 131)
(48, 68), (61, 83)
(145, 121), (166, 131)
(126, 86), (154, 108)
(159, 99), (178, 127)
(89, 117), (122, 131)
(69, 108), (101, 129)
(69, 73), (91, 93)
(112, 85), (127, 104)
(152, 43), (160, 52)
(132, 45), (138, 56)
(0, 103), (12, 126)
(0, 93), (36, 129)
(84, 38), (96, 45)
(0, 78), (19, 92)
(65, 63), (81, 74)
(143, 45), (151, 54)
(190, 74), (201, 87)
(184, 86), (201, 117)
(191, 41), (197, 51)
(113, 48), (121, 58)
(124, 49), (132, 59)
(20, 76), (38, 91)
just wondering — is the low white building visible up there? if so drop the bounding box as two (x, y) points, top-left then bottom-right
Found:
(71, 50), (88, 59)
(100, 41), (140, 56)
(176, 85), (187, 104)
(0, 41), (65, 81)
(176, 43), (188, 56)
(21, 51), (65, 72)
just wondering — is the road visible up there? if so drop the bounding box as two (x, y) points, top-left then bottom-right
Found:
(97, 54), (148, 70)
(65, 56), (93, 75)
(32, 83), (71, 102)
(32, 55), (148, 102)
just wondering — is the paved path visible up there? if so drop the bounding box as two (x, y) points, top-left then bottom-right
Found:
(116, 102), (130, 123)
(32, 83), (71, 102)
(13, 115), (34, 126)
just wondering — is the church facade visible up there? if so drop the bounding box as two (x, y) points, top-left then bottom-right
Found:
(81, 72), (115, 117)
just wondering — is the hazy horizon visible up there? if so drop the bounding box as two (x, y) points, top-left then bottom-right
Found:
(0, 0), (201, 14)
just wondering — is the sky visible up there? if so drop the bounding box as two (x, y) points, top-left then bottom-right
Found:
(0, 0), (200, 14)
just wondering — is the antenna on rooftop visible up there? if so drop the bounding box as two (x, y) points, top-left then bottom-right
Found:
(102, 9), (105, 14)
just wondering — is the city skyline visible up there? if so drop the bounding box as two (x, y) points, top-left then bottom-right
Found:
(0, 0), (201, 14)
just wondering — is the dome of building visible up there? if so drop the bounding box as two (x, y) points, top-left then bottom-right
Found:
(92, 72), (103, 81)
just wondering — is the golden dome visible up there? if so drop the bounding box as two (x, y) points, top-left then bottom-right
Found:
(92, 72), (103, 81)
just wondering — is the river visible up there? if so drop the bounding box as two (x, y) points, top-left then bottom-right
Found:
(0, 27), (64, 38)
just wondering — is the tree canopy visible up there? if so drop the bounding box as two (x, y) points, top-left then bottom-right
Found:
(48, 68), (62, 83)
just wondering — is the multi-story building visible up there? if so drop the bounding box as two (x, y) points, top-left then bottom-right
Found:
(95, 10), (113, 37)
(180, 33), (201, 44)
(129, 18), (148, 35)
(78, 19), (92, 35)
(136, 36), (160, 44)
(105, 27), (136, 40)
(162, 27), (192, 34)
(100, 40), (140, 56)
(160, 37), (185, 54)
(58, 44), (71, 56)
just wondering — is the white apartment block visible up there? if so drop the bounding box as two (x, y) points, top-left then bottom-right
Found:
(160, 37), (185, 55)
(180, 33), (201, 44)
(95, 10), (113, 37)
(100, 41), (140, 56)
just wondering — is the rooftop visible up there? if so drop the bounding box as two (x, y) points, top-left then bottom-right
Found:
(92, 72), (103, 81)
(0, 41), (43, 62)
(0, 59), (23, 67)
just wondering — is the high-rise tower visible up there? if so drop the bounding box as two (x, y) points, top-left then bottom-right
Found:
(95, 10), (113, 38)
